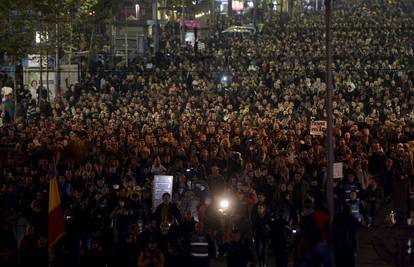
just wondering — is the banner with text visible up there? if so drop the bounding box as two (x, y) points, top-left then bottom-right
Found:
(152, 175), (174, 209)
(310, 120), (327, 136)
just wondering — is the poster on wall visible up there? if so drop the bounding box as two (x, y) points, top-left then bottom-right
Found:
(23, 65), (78, 101)
(59, 65), (79, 94)
(152, 175), (174, 209)
(23, 70), (56, 100)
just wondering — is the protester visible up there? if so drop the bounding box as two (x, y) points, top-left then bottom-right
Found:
(189, 223), (214, 267)
(332, 205), (359, 267)
(221, 228), (254, 267)
(137, 238), (165, 267)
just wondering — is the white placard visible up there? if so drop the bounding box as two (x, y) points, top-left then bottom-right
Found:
(152, 175), (173, 209)
(27, 54), (48, 68)
(333, 162), (343, 179)
(310, 120), (327, 136)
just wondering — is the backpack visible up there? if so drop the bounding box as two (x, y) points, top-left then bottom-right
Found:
(301, 214), (321, 248)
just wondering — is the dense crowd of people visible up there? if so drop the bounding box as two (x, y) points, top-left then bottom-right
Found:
(1, 0), (414, 266)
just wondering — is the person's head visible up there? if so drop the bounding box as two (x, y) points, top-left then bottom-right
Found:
(386, 158), (393, 168)
(294, 172), (302, 183)
(154, 156), (161, 166)
(195, 222), (204, 234)
(350, 191), (358, 201)
(257, 193), (265, 204)
(149, 219), (158, 229)
(347, 171), (355, 183)
(231, 229), (241, 242)
(373, 142), (382, 153)
(30, 80), (38, 88)
(184, 211), (193, 221)
(303, 198), (314, 210)
(211, 166), (219, 176)
(369, 178), (378, 188)
(257, 203), (267, 217)
(160, 222), (170, 235)
(162, 192), (171, 204)
(36, 236), (47, 249)
(35, 192), (43, 201)
(148, 238), (158, 251)
(25, 224), (34, 235)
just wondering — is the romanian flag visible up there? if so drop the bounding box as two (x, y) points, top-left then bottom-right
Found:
(48, 162), (65, 249)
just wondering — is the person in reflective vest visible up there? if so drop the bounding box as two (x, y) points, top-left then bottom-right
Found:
(345, 191), (365, 224)
(190, 223), (214, 267)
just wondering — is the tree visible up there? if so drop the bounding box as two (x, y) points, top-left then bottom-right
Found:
(0, 0), (39, 61)
(0, 0), (40, 118)
(0, 0), (117, 90)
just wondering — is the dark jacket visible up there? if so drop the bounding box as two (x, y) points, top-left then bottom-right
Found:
(154, 202), (182, 226)
(222, 240), (253, 267)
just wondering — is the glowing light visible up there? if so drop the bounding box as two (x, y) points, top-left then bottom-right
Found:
(219, 199), (229, 209)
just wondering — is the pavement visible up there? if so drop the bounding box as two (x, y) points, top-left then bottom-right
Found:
(210, 227), (393, 267)
(210, 200), (414, 267)
(356, 227), (392, 267)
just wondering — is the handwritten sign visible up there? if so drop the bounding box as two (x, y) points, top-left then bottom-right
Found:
(310, 120), (327, 136)
(333, 162), (343, 179)
(152, 175), (173, 209)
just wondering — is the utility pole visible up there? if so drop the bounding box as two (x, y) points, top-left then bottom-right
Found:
(152, 0), (160, 54)
(279, 0), (284, 27)
(55, 12), (60, 96)
(194, 0), (198, 55)
(324, 0), (335, 265)
(180, 0), (185, 45)
(125, 30), (128, 67)
(211, 0), (215, 32)
(253, 0), (257, 28)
